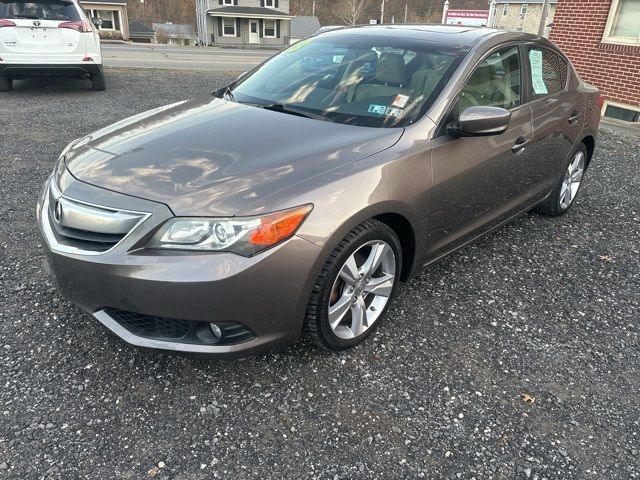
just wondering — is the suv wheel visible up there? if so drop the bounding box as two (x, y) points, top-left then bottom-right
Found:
(304, 220), (402, 351)
(0, 76), (13, 92)
(91, 71), (106, 91)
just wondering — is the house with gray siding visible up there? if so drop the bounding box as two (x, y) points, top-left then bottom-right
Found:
(196, 0), (292, 47)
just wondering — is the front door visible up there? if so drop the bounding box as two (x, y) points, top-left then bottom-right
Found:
(249, 20), (259, 44)
(426, 45), (535, 259)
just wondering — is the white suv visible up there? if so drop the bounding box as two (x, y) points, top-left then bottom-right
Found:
(0, 0), (105, 92)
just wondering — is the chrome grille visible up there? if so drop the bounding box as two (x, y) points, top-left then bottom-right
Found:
(42, 181), (150, 255)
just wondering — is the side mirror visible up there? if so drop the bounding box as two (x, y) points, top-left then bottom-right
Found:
(92, 17), (103, 27)
(447, 106), (511, 137)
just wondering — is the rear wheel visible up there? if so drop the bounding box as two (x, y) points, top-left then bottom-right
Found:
(91, 70), (106, 91)
(304, 220), (402, 351)
(0, 76), (13, 92)
(536, 143), (588, 216)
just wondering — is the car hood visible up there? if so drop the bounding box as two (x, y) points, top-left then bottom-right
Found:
(65, 96), (403, 216)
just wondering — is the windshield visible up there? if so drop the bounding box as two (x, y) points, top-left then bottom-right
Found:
(0, 0), (80, 21)
(231, 33), (468, 128)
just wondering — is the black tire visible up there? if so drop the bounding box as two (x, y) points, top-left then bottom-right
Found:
(535, 143), (588, 217)
(304, 220), (402, 351)
(0, 76), (13, 92)
(91, 70), (106, 91)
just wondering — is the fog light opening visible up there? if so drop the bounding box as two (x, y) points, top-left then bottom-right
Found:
(209, 323), (223, 339)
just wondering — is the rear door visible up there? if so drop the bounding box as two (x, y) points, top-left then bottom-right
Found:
(426, 44), (535, 258)
(0, 0), (86, 59)
(522, 44), (579, 197)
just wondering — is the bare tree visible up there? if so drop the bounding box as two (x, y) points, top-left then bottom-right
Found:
(291, 0), (315, 15)
(155, 28), (170, 44)
(336, 0), (369, 25)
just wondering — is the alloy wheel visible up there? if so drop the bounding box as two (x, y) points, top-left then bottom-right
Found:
(328, 240), (397, 340)
(559, 150), (586, 209)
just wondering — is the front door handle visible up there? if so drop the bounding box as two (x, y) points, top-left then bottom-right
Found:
(512, 136), (531, 153)
(568, 110), (582, 124)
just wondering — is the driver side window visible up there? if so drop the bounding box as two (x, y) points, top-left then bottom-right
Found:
(459, 46), (521, 111)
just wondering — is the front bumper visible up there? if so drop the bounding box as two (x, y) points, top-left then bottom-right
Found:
(37, 176), (322, 358)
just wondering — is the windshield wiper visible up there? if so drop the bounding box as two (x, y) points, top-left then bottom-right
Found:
(221, 86), (235, 101)
(13, 15), (41, 19)
(254, 103), (333, 122)
(213, 85), (235, 101)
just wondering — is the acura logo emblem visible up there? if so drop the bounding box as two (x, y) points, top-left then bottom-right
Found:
(33, 20), (41, 26)
(54, 200), (63, 223)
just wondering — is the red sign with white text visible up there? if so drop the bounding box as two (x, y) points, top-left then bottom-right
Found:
(446, 9), (489, 26)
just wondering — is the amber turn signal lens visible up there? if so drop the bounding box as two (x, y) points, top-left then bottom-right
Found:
(249, 204), (313, 246)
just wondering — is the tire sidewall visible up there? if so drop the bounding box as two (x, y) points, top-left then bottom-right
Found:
(555, 143), (588, 213)
(317, 224), (402, 351)
(0, 76), (12, 92)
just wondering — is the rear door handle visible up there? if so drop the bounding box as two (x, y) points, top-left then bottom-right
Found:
(568, 110), (582, 124)
(512, 136), (531, 153)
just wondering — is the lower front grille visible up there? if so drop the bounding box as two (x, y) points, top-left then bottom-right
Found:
(105, 309), (191, 339)
(103, 308), (256, 346)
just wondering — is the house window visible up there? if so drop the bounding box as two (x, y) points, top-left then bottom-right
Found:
(96, 10), (116, 30)
(223, 0), (234, 5)
(264, 19), (276, 38)
(520, 4), (528, 17)
(222, 17), (236, 36)
(602, 0), (640, 45)
(502, 4), (509, 16)
(603, 101), (640, 122)
(265, 0), (275, 7)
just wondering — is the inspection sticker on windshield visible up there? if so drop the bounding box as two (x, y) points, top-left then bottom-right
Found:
(385, 107), (402, 118)
(392, 94), (410, 108)
(368, 104), (388, 115)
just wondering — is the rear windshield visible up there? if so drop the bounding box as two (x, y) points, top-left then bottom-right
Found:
(0, 0), (80, 21)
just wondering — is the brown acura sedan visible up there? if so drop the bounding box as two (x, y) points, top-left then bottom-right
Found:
(38, 25), (601, 357)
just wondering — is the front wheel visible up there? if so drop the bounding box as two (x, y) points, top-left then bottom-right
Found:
(304, 220), (402, 351)
(536, 143), (588, 216)
(0, 76), (13, 92)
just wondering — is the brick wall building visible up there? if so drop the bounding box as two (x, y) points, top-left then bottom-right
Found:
(549, 0), (640, 122)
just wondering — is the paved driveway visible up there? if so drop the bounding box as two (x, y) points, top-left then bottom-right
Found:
(0, 69), (639, 479)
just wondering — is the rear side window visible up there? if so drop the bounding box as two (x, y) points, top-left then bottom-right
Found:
(527, 47), (567, 98)
(0, 0), (80, 21)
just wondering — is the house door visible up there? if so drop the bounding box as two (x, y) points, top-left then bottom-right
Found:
(249, 21), (259, 44)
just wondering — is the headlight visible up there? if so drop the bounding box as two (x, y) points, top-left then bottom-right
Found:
(147, 204), (313, 256)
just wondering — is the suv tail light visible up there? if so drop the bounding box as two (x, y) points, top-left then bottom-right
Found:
(597, 94), (605, 110)
(0, 19), (17, 28)
(59, 20), (93, 32)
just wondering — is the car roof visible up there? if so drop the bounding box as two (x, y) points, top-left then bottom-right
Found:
(324, 24), (541, 48)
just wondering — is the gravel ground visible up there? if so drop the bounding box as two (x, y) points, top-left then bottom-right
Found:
(1, 69), (639, 480)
